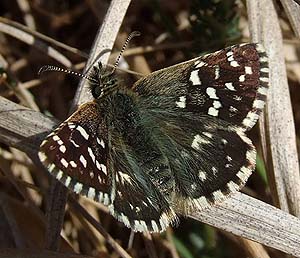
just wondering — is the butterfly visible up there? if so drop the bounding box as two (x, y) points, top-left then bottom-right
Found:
(38, 39), (269, 233)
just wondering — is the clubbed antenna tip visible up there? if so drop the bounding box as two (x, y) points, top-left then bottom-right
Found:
(37, 65), (95, 82)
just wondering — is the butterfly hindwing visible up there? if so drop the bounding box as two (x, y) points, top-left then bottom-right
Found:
(109, 166), (177, 232)
(133, 106), (256, 213)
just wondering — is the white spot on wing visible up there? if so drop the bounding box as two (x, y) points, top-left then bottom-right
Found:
(68, 123), (76, 129)
(190, 70), (201, 85)
(198, 171), (207, 181)
(213, 100), (222, 109)
(245, 66), (253, 74)
(48, 163), (55, 172)
(215, 66), (220, 79)
(192, 134), (210, 149)
(100, 139), (105, 148)
(229, 106), (238, 113)
(38, 152), (47, 162)
(212, 190), (224, 201)
(80, 155), (87, 168)
(88, 147), (96, 163)
(226, 51), (233, 57)
(77, 125), (89, 140)
(195, 196), (209, 209)
(225, 82), (236, 91)
(206, 87), (218, 99)
(212, 167), (218, 174)
(103, 193), (110, 205)
(227, 181), (240, 192)
(56, 171), (63, 180)
(208, 107), (219, 116)
(260, 56), (268, 62)
(70, 139), (79, 147)
(60, 158), (68, 168)
(260, 67), (269, 73)
(70, 161), (77, 168)
(221, 139), (228, 145)
(59, 145), (66, 153)
(228, 55), (234, 62)
(226, 155), (232, 161)
(65, 176), (71, 187)
(239, 74), (245, 82)
(202, 132), (212, 138)
(100, 164), (107, 175)
(120, 213), (130, 227)
(260, 77), (269, 82)
(151, 220), (159, 232)
(53, 135), (60, 141)
(230, 61), (239, 67)
(176, 96), (186, 108)
(87, 187), (96, 199)
(74, 182), (83, 194)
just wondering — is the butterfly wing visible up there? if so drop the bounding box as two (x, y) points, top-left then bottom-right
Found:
(39, 101), (112, 205)
(133, 43), (268, 212)
(134, 43), (268, 131)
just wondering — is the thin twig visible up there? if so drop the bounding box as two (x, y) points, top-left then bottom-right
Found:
(0, 17), (72, 67)
(0, 16), (88, 59)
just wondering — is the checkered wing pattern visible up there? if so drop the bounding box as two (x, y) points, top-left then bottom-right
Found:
(134, 43), (268, 131)
(39, 102), (112, 204)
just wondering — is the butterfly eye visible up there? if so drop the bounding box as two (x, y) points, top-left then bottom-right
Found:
(91, 84), (103, 99)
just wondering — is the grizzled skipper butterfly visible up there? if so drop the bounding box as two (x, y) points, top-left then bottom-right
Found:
(38, 32), (269, 232)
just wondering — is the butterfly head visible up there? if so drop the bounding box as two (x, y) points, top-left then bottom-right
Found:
(88, 62), (118, 99)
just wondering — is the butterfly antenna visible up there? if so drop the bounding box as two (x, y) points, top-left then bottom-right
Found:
(111, 31), (141, 73)
(38, 65), (96, 82)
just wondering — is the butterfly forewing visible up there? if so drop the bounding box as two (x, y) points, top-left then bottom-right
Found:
(39, 101), (112, 204)
(134, 43), (268, 131)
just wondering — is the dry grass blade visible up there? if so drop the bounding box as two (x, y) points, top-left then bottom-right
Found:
(0, 17), (71, 67)
(0, 16), (87, 58)
(247, 0), (300, 216)
(74, 0), (133, 106)
(1, 96), (300, 255)
(280, 0), (300, 38)
(189, 193), (300, 256)
(16, 0), (36, 29)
